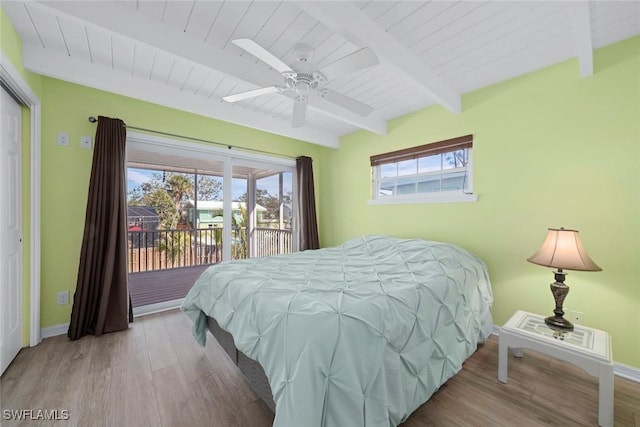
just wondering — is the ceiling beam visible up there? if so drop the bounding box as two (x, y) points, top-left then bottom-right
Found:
(567, 1), (594, 77)
(31, 1), (386, 135)
(296, 1), (461, 114)
(22, 45), (339, 148)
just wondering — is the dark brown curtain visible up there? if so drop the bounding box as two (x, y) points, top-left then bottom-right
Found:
(68, 116), (131, 340)
(296, 156), (319, 251)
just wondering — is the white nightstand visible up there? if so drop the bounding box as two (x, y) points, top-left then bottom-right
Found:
(498, 310), (613, 427)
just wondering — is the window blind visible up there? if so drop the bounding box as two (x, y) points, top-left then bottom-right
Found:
(370, 134), (473, 167)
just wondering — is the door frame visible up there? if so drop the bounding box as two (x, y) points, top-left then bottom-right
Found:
(0, 52), (42, 347)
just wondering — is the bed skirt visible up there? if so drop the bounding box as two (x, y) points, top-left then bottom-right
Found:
(206, 316), (276, 411)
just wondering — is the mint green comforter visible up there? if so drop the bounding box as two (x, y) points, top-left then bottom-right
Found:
(182, 235), (493, 427)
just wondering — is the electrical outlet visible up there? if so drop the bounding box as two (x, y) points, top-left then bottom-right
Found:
(57, 291), (69, 305)
(80, 135), (92, 149)
(57, 132), (69, 146)
(570, 310), (584, 325)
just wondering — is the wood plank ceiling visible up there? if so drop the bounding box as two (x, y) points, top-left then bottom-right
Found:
(2, 1), (639, 148)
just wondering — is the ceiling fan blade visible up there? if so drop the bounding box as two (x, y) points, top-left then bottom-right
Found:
(222, 86), (280, 103)
(232, 38), (293, 74)
(320, 47), (379, 81)
(321, 90), (374, 117)
(292, 99), (307, 128)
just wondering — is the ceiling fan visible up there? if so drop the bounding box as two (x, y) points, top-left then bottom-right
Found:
(223, 39), (379, 127)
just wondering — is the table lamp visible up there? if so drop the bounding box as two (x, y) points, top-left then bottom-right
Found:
(527, 227), (602, 330)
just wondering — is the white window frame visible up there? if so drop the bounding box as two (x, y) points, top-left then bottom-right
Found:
(368, 135), (477, 205)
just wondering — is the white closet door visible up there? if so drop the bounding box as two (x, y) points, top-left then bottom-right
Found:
(0, 86), (23, 375)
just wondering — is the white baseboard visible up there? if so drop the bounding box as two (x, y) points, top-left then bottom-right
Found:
(491, 325), (640, 383)
(614, 363), (640, 382)
(132, 298), (183, 317)
(37, 300), (183, 342)
(41, 323), (69, 339)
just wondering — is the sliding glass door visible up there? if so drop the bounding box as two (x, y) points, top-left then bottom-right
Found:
(127, 164), (226, 271)
(254, 170), (294, 257)
(126, 133), (297, 312)
(233, 161), (296, 260)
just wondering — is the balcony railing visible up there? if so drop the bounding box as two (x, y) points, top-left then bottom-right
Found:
(252, 228), (293, 258)
(127, 227), (292, 273)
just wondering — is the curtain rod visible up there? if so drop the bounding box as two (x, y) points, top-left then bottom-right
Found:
(87, 116), (297, 160)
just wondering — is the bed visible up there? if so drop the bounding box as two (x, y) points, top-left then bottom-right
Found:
(182, 235), (493, 427)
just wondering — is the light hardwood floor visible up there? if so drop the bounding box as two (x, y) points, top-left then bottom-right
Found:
(1, 309), (638, 427)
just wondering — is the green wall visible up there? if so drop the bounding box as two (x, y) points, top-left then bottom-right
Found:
(39, 78), (326, 328)
(320, 36), (640, 367)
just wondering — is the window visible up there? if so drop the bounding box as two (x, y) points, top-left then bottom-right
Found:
(369, 135), (477, 204)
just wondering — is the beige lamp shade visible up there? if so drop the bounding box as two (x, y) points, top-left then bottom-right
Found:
(527, 228), (602, 271)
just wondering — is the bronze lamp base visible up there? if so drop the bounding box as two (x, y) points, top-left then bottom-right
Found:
(544, 269), (574, 331)
(545, 314), (574, 330)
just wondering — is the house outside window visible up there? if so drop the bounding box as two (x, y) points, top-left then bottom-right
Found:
(369, 134), (477, 205)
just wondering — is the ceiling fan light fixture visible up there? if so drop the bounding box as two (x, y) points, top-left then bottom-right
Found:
(297, 80), (310, 94)
(295, 80), (311, 102)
